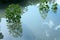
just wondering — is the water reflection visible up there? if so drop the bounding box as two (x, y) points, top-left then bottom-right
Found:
(0, 32), (4, 39)
(39, 0), (58, 19)
(7, 21), (22, 37)
(0, 19), (4, 39)
(0, 18), (1, 22)
(0, 0), (40, 9)
(52, 2), (58, 13)
(5, 4), (23, 37)
(39, 3), (49, 19)
(0, 0), (60, 40)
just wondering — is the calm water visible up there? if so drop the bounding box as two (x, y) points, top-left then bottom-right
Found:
(0, 0), (60, 40)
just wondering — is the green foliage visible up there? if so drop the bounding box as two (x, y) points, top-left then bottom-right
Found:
(39, 1), (49, 19)
(5, 4), (23, 37)
(40, 0), (48, 3)
(39, 0), (58, 19)
(5, 4), (22, 23)
(52, 3), (57, 13)
(39, 4), (49, 12)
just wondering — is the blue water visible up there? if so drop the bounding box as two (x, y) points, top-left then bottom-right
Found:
(0, 4), (60, 40)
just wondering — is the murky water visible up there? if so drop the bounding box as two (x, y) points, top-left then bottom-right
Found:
(0, 0), (60, 40)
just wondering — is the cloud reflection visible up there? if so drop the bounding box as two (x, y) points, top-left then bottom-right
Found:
(43, 20), (54, 28)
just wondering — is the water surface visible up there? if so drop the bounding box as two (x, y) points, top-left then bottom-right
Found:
(0, 0), (60, 40)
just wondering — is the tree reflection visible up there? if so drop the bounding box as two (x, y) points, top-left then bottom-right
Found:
(0, 0), (40, 9)
(7, 21), (22, 37)
(5, 4), (23, 37)
(0, 18), (1, 22)
(39, 3), (49, 19)
(39, 0), (58, 19)
(0, 32), (4, 39)
(0, 0), (58, 19)
(0, 21), (4, 39)
(51, 2), (57, 13)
